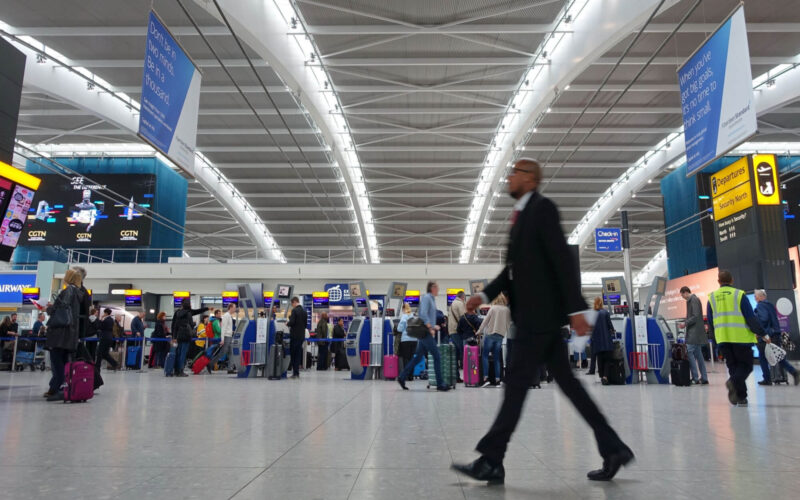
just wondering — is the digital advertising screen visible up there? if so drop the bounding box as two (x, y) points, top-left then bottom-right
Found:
(0, 162), (41, 261)
(22, 174), (155, 247)
(277, 285), (292, 298)
(125, 289), (142, 307)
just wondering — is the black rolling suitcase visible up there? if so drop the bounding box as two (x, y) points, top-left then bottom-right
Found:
(605, 358), (626, 385)
(671, 359), (691, 386)
(267, 332), (284, 380)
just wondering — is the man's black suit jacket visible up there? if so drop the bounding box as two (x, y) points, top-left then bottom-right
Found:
(287, 305), (307, 342)
(483, 190), (586, 335)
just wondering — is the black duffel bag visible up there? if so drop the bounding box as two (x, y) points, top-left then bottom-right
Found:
(405, 317), (429, 340)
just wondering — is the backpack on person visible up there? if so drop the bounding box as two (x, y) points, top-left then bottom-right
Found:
(174, 310), (193, 342)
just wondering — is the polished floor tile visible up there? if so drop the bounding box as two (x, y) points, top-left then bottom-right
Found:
(1, 364), (799, 499)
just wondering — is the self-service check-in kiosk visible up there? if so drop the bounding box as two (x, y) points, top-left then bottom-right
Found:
(342, 281), (390, 380)
(231, 284), (266, 378)
(624, 276), (670, 384)
(266, 284), (294, 380)
(346, 281), (372, 380)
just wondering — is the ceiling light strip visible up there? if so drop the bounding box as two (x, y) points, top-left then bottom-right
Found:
(459, 0), (590, 263)
(274, 0), (378, 263)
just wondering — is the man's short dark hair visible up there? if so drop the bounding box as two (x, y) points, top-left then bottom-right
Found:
(718, 270), (734, 285)
(457, 291), (465, 298)
(104, 308), (112, 315)
(679, 286), (691, 294)
(291, 296), (300, 304)
(426, 281), (437, 293)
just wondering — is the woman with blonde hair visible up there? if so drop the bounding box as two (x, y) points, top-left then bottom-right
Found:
(590, 296), (616, 385)
(43, 269), (84, 400)
(477, 293), (510, 387)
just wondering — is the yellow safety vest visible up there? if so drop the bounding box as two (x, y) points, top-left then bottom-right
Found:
(708, 286), (755, 344)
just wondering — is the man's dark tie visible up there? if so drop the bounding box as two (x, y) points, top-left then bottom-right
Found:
(511, 209), (520, 226)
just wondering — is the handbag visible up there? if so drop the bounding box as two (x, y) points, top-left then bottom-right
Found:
(405, 317), (428, 339)
(47, 287), (74, 329)
(765, 342), (787, 367)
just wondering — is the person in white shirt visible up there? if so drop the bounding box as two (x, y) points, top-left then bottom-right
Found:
(210, 303), (236, 373)
(448, 291), (467, 368)
(477, 294), (511, 387)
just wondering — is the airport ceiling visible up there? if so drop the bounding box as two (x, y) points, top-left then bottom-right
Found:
(3, 0), (800, 271)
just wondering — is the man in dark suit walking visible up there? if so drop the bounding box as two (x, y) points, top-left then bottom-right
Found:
(286, 297), (307, 378)
(452, 158), (633, 484)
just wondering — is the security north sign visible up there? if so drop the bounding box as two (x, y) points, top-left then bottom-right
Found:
(595, 228), (622, 252)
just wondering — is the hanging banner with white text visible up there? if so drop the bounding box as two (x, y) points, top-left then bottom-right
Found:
(678, 5), (756, 177)
(138, 10), (201, 175)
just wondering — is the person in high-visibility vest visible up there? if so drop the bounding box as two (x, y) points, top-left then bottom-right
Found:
(706, 270), (765, 407)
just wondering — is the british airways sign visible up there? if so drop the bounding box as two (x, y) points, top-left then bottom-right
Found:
(0, 273), (36, 303)
(595, 228), (622, 252)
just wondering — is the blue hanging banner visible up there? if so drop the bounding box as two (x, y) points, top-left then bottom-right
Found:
(678, 5), (756, 177)
(138, 10), (201, 175)
(595, 228), (622, 252)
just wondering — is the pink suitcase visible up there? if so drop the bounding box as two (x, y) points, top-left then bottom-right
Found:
(383, 333), (399, 380)
(464, 345), (481, 387)
(64, 361), (94, 403)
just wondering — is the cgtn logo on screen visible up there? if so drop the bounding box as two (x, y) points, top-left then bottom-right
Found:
(27, 230), (46, 242)
(120, 230), (139, 242)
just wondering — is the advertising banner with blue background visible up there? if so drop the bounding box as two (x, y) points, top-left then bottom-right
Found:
(138, 10), (201, 175)
(595, 228), (622, 252)
(678, 6), (756, 177)
(0, 272), (36, 303)
(325, 283), (352, 306)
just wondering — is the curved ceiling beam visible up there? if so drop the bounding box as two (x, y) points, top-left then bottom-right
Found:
(197, 0), (377, 262)
(3, 29), (285, 262)
(463, 0), (679, 262)
(569, 60), (800, 250)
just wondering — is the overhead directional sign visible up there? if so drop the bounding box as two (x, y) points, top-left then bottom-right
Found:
(138, 10), (201, 175)
(678, 5), (756, 176)
(595, 228), (622, 252)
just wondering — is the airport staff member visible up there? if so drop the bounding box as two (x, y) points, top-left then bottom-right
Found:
(286, 297), (307, 378)
(706, 270), (764, 406)
(453, 158), (633, 485)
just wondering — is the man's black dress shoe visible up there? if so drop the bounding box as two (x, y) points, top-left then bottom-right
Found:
(397, 378), (408, 390)
(587, 447), (634, 481)
(451, 456), (505, 485)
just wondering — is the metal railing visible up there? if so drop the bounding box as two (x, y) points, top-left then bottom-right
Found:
(46, 247), (474, 265)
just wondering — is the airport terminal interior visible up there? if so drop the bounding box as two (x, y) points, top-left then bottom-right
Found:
(0, 0), (800, 498)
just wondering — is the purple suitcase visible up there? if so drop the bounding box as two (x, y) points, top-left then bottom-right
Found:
(64, 361), (94, 403)
(464, 345), (481, 387)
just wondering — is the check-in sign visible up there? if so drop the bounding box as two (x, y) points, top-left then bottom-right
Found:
(595, 228), (622, 252)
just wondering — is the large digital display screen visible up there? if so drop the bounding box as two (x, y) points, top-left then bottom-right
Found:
(21, 287), (40, 305)
(173, 291), (190, 308)
(222, 291), (239, 307)
(0, 162), (40, 261)
(22, 174), (154, 247)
